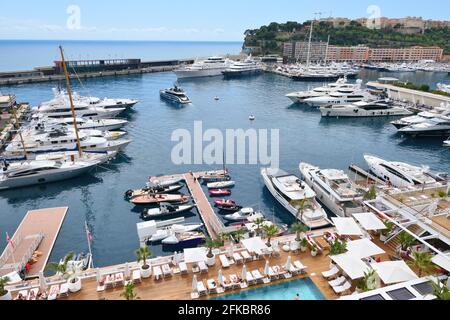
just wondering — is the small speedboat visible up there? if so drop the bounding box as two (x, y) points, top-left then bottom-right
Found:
(209, 189), (231, 196)
(214, 199), (237, 207)
(224, 208), (264, 222)
(149, 223), (204, 242)
(149, 177), (184, 187)
(207, 181), (235, 189)
(162, 231), (206, 246)
(217, 205), (242, 212)
(140, 203), (196, 220)
(58, 252), (91, 274)
(130, 194), (190, 205)
(249, 115), (256, 121)
(125, 184), (183, 199)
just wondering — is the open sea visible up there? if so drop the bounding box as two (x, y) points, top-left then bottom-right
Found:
(0, 41), (449, 270)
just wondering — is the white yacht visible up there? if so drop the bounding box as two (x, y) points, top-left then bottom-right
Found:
(303, 85), (374, 107)
(0, 158), (100, 190)
(34, 102), (125, 120)
(364, 154), (438, 188)
(391, 111), (446, 130)
(261, 168), (331, 229)
(160, 86), (191, 104)
(222, 57), (262, 78)
(398, 116), (450, 136)
(444, 137), (450, 147)
(320, 100), (413, 118)
(33, 117), (128, 132)
(174, 56), (232, 79)
(299, 163), (365, 217)
(286, 78), (358, 103)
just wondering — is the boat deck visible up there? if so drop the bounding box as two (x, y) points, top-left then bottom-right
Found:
(150, 170), (228, 239)
(0, 207), (68, 279)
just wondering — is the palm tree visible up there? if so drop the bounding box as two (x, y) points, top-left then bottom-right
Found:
(294, 199), (308, 224)
(135, 246), (151, 270)
(328, 239), (347, 256)
(397, 232), (415, 254)
(120, 282), (140, 300)
(430, 280), (450, 300)
(407, 251), (437, 277)
(263, 224), (279, 247)
(232, 228), (246, 243)
(45, 252), (75, 279)
(253, 218), (266, 237)
(205, 237), (220, 258)
(218, 233), (230, 246)
(291, 222), (308, 242)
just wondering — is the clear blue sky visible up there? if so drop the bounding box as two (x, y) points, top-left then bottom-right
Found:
(0, 0), (448, 41)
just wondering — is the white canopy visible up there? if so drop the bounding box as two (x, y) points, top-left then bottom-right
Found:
(371, 261), (418, 285)
(184, 247), (208, 264)
(241, 237), (268, 255)
(432, 254), (450, 273)
(332, 217), (364, 236)
(353, 212), (387, 231)
(331, 253), (371, 280)
(346, 238), (385, 259)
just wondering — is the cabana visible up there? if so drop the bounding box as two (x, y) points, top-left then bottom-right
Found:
(332, 217), (363, 236)
(183, 248), (208, 264)
(352, 212), (387, 231)
(371, 261), (418, 285)
(331, 253), (371, 280)
(241, 237), (268, 256)
(346, 238), (386, 259)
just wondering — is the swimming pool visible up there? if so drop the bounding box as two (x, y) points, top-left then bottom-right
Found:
(210, 278), (326, 300)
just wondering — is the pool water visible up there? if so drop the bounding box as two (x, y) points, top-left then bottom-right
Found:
(210, 278), (325, 300)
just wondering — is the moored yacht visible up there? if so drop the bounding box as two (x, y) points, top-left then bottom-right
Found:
(261, 168), (331, 229)
(364, 154), (440, 188)
(320, 100), (413, 117)
(398, 116), (450, 137)
(32, 117), (128, 132)
(34, 102), (125, 120)
(286, 78), (357, 103)
(391, 111), (445, 130)
(222, 57), (262, 78)
(160, 86), (191, 104)
(444, 137), (450, 147)
(299, 163), (365, 217)
(304, 84), (374, 107)
(174, 56), (232, 79)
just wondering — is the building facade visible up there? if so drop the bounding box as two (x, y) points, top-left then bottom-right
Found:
(283, 41), (328, 62)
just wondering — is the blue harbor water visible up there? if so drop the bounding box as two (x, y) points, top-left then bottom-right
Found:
(0, 42), (449, 269)
(210, 277), (325, 300)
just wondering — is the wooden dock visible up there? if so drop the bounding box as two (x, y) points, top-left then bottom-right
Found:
(349, 164), (385, 185)
(150, 171), (227, 239)
(0, 207), (68, 279)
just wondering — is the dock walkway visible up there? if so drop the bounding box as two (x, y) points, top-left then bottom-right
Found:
(0, 207), (68, 279)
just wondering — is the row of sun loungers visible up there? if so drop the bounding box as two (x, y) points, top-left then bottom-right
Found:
(321, 264), (352, 295)
(15, 283), (69, 301)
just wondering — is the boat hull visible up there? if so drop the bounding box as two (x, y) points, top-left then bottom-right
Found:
(320, 107), (412, 118)
(175, 68), (226, 79)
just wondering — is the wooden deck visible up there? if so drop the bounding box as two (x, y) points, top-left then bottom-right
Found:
(0, 207), (68, 279)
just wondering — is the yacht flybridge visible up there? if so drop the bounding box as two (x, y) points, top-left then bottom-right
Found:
(364, 154), (447, 188)
(319, 99), (413, 117)
(174, 56), (232, 79)
(299, 163), (365, 217)
(261, 168), (331, 229)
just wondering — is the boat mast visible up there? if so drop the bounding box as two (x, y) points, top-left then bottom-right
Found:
(10, 99), (28, 159)
(324, 35), (330, 64)
(59, 46), (83, 158)
(306, 19), (314, 69)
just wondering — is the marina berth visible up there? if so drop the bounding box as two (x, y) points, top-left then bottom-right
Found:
(319, 99), (414, 118)
(299, 163), (365, 217)
(261, 168), (331, 229)
(174, 56), (232, 79)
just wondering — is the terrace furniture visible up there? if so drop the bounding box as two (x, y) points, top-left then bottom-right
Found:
(162, 264), (173, 278)
(290, 241), (299, 253)
(198, 261), (208, 273)
(322, 265), (340, 279)
(59, 284), (69, 297)
(229, 274), (241, 289)
(332, 281), (352, 295)
(272, 265), (286, 278)
(287, 264), (300, 276)
(15, 290), (28, 300)
(240, 251), (252, 262)
(153, 266), (163, 281)
(132, 270), (142, 283)
(114, 272), (125, 286)
(328, 276), (347, 288)
(27, 288), (39, 300)
(47, 285), (60, 301)
(219, 255), (231, 268)
(179, 262), (188, 274)
(233, 253), (244, 265)
(245, 272), (257, 286)
(267, 267), (279, 280)
(272, 245), (281, 258)
(294, 260), (308, 274)
(197, 281), (207, 297)
(105, 274), (115, 289)
(251, 270), (265, 284)
(207, 279), (218, 294)
(220, 277), (233, 291)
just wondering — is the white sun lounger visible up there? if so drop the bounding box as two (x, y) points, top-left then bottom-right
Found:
(15, 290), (28, 300)
(132, 270), (142, 283)
(59, 284), (69, 297)
(246, 272), (256, 285)
(219, 255), (230, 268)
(220, 276), (233, 291)
(162, 264), (173, 277)
(229, 274), (241, 289)
(329, 276), (347, 287)
(197, 281), (207, 296)
(179, 262), (188, 274)
(198, 261), (208, 273)
(251, 270), (265, 284)
(333, 281), (352, 295)
(233, 253), (244, 265)
(207, 279), (218, 294)
(47, 285), (60, 301)
(267, 267), (279, 280)
(26, 287), (39, 300)
(241, 250), (252, 262)
(294, 260), (308, 274)
(322, 265), (339, 279)
(153, 266), (163, 280)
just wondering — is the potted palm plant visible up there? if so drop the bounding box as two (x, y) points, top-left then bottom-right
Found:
(46, 252), (82, 293)
(120, 282), (140, 300)
(310, 244), (319, 257)
(407, 251), (437, 277)
(205, 237), (221, 267)
(263, 224), (279, 247)
(291, 222), (308, 243)
(397, 232), (415, 257)
(136, 246), (152, 279)
(253, 218), (266, 237)
(300, 238), (308, 253)
(356, 269), (377, 293)
(328, 239), (347, 256)
(0, 276), (11, 301)
(380, 220), (395, 242)
(232, 228), (246, 243)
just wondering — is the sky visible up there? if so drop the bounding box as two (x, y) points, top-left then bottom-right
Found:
(0, 0), (449, 41)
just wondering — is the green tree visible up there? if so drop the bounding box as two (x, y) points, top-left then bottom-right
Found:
(328, 239), (348, 256)
(398, 232), (415, 252)
(407, 251), (437, 277)
(253, 218), (266, 237)
(120, 282), (140, 300)
(291, 222), (308, 241)
(232, 228), (247, 243)
(263, 224), (279, 247)
(205, 237), (221, 258)
(135, 246), (151, 270)
(364, 185), (377, 200)
(45, 252), (76, 279)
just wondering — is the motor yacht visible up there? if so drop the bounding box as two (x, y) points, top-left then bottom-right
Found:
(299, 163), (365, 217)
(398, 116), (450, 136)
(304, 84), (374, 107)
(286, 78), (357, 103)
(34, 102), (125, 120)
(32, 117), (128, 132)
(320, 100), (413, 117)
(260, 168), (331, 229)
(222, 57), (262, 78)
(160, 86), (191, 104)
(174, 56), (232, 79)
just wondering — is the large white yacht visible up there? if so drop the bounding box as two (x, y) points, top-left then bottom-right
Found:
(222, 57), (262, 78)
(391, 111), (446, 129)
(174, 56), (232, 79)
(319, 100), (413, 118)
(261, 168), (331, 229)
(303, 84), (374, 107)
(286, 78), (358, 103)
(364, 154), (439, 188)
(299, 163), (365, 218)
(32, 116), (128, 132)
(34, 102), (125, 120)
(398, 116), (450, 136)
